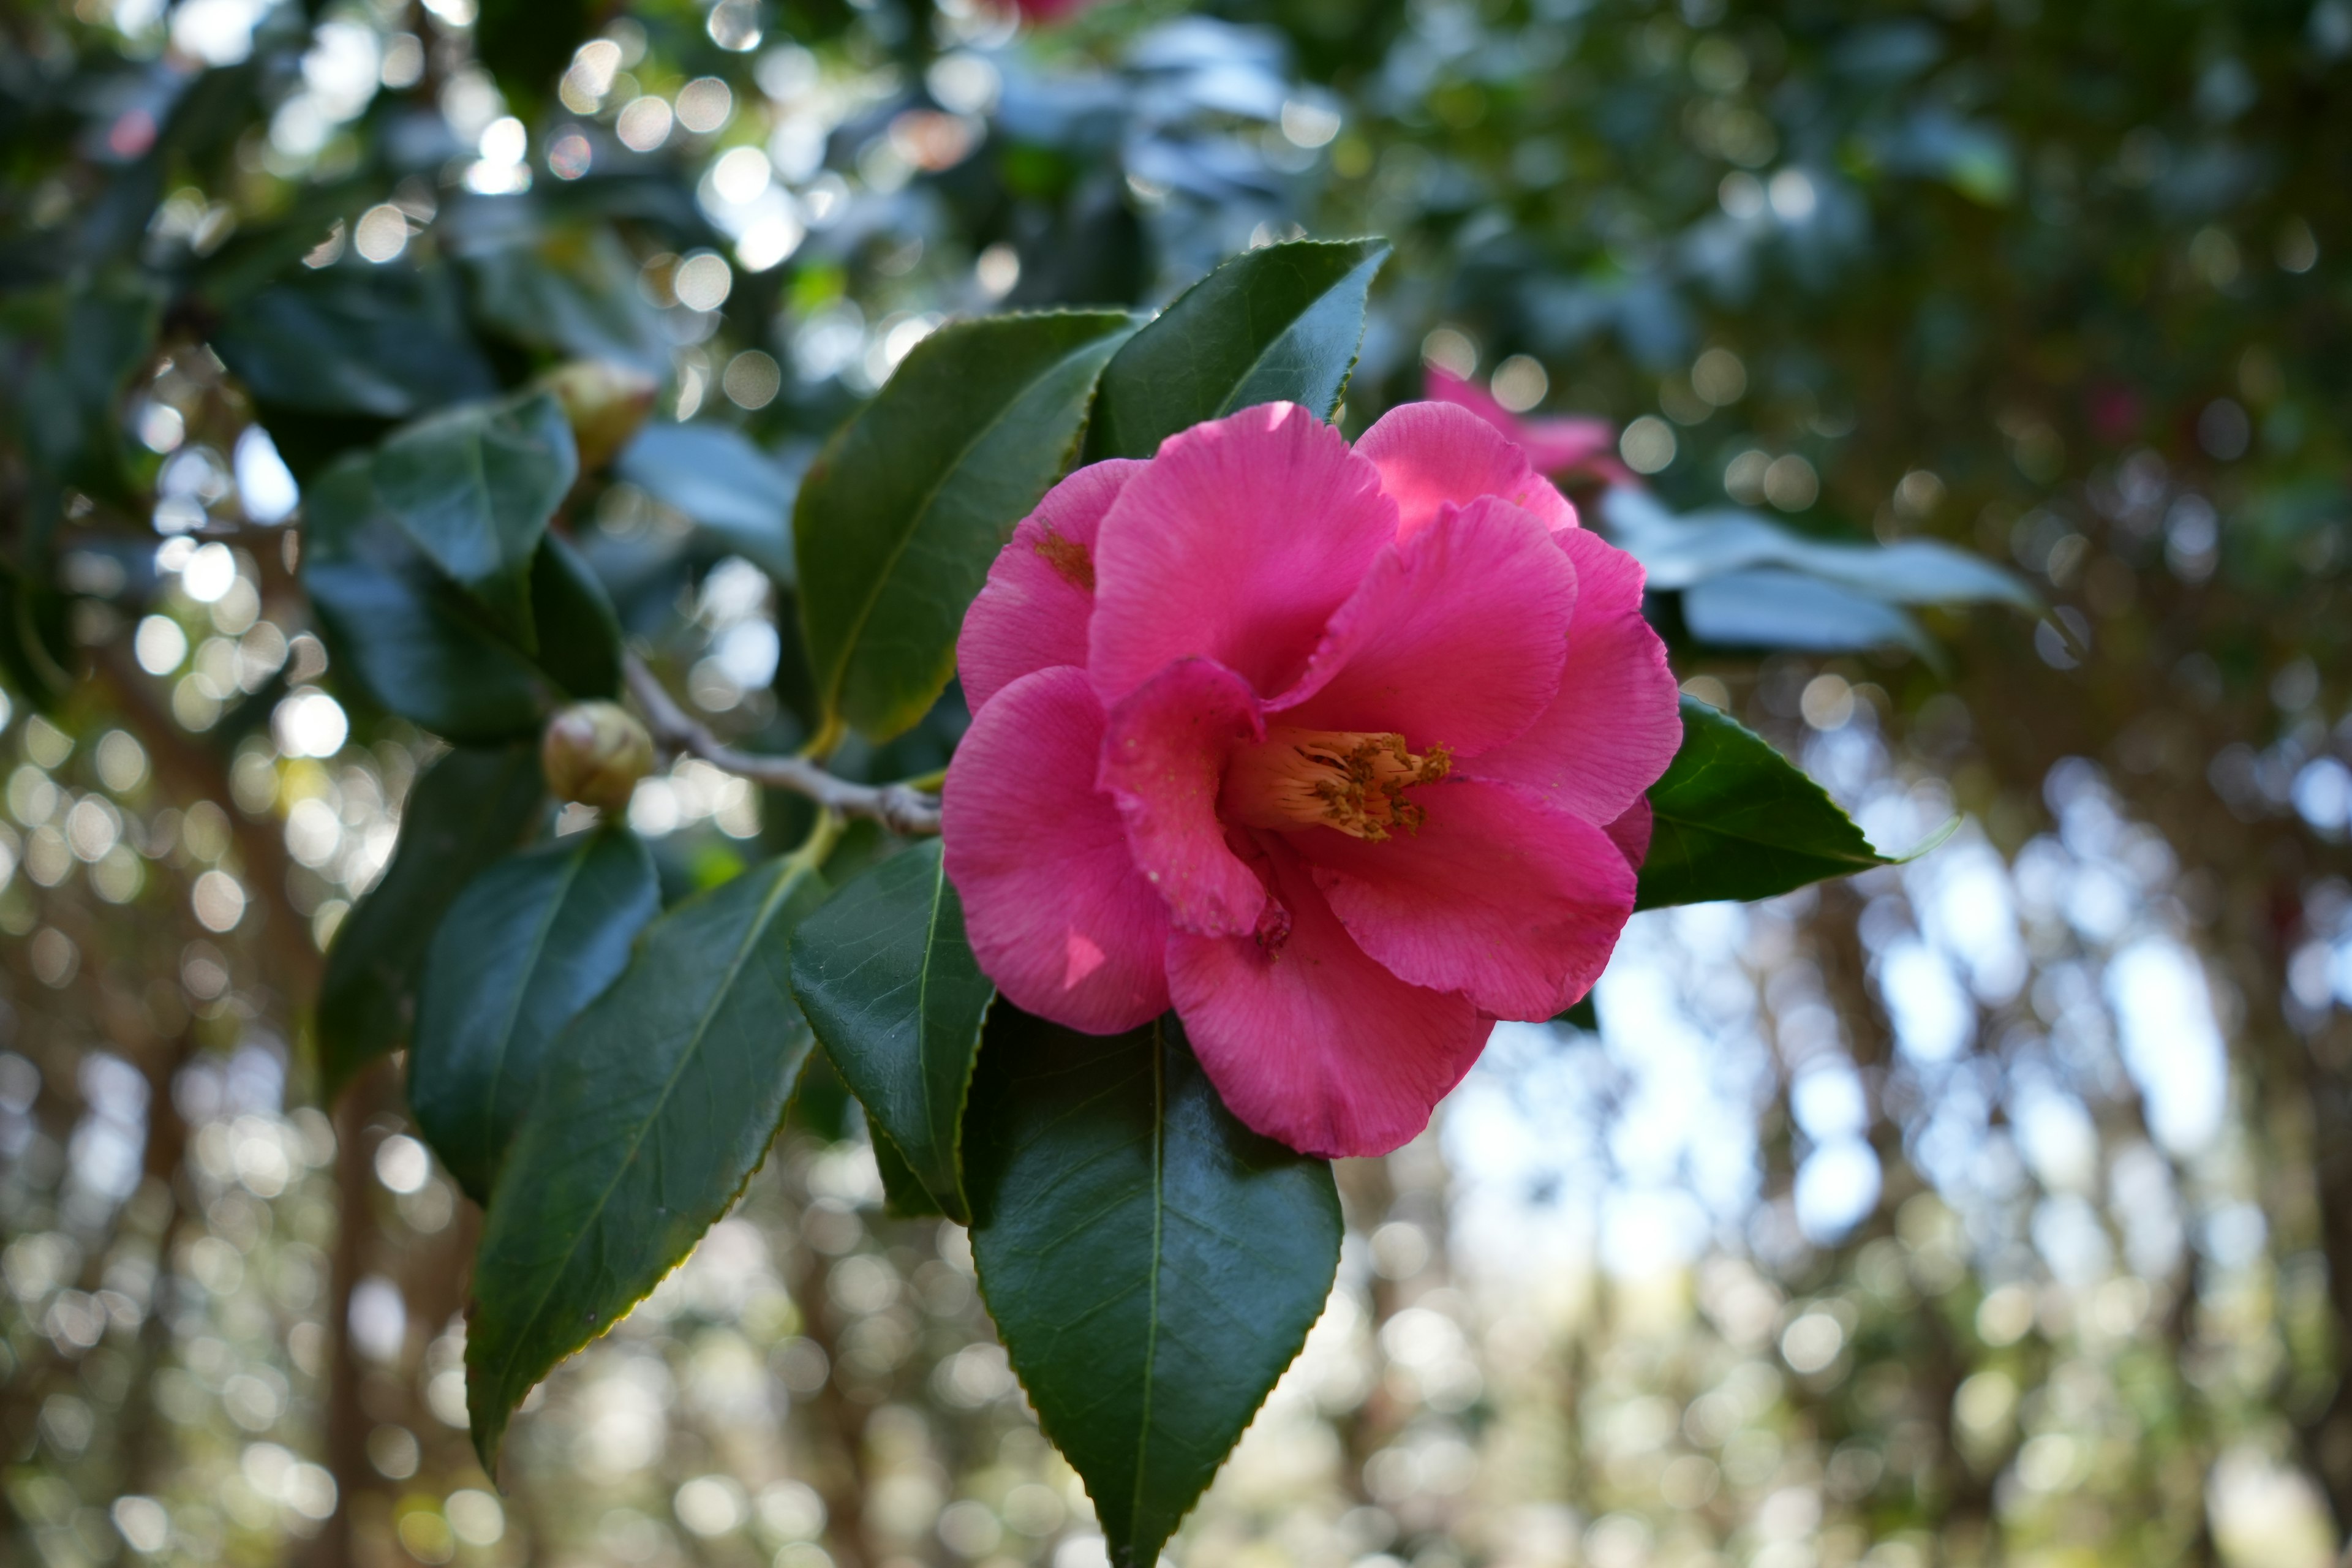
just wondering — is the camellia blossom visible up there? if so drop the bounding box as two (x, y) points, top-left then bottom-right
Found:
(943, 401), (1681, 1157)
(1425, 364), (1630, 484)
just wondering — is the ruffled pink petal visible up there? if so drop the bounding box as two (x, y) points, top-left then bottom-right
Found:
(1294, 778), (1637, 1020)
(1605, 796), (1654, 870)
(1088, 404), (1397, 704)
(957, 459), (1144, 713)
(1166, 835), (1486, 1158)
(1458, 526), (1681, 825)
(941, 666), (1169, 1033)
(1355, 400), (1577, 542)
(1098, 658), (1267, 938)
(1423, 366), (1625, 481)
(1272, 496), (1577, 757)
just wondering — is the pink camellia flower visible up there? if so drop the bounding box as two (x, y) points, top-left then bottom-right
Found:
(1425, 364), (1632, 484)
(943, 401), (1681, 1157)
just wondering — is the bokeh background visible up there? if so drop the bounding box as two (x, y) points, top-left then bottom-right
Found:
(4, 1), (2351, 1566)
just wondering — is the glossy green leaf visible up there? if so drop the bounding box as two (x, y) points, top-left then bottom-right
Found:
(317, 745), (548, 1099)
(408, 828), (660, 1204)
(375, 392), (578, 644)
(529, 532), (625, 701)
(791, 840), (993, 1223)
(1636, 696), (1891, 910)
(794, 310), (1137, 742)
(1085, 238), (1388, 462)
(301, 457), (572, 742)
(870, 1126), (947, 1219)
(965, 1008), (1341, 1568)
(209, 265), (498, 420)
(466, 846), (832, 1468)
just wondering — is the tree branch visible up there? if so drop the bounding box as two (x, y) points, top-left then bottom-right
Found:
(622, 655), (941, 837)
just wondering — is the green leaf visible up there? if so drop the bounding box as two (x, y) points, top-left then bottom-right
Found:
(1637, 696), (1891, 910)
(465, 846), (832, 1468)
(375, 393), (579, 645)
(794, 310), (1137, 742)
(870, 1126), (948, 1219)
(409, 828), (660, 1204)
(209, 265), (498, 420)
(1085, 239), (1389, 462)
(791, 840), (993, 1223)
(301, 456), (549, 742)
(964, 1008), (1341, 1568)
(317, 745), (549, 1099)
(529, 532), (625, 701)
(459, 219), (671, 375)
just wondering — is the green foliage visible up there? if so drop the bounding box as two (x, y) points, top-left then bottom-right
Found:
(206, 263), (497, 420)
(791, 839), (993, 1223)
(1085, 239), (1389, 461)
(374, 392), (579, 646)
(302, 454), (616, 742)
(315, 745), (549, 1099)
(1637, 696), (1890, 910)
(965, 1008), (1344, 1568)
(465, 844), (833, 1468)
(793, 311), (1136, 742)
(409, 827), (661, 1204)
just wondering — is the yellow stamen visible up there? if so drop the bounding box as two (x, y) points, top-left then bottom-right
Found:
(1223, 726), (1451, 841)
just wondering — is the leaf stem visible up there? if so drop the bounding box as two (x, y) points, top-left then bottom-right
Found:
(622, 654), (943, 836)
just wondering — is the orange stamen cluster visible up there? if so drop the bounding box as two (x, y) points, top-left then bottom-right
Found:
(1225, 727), (1452, 841)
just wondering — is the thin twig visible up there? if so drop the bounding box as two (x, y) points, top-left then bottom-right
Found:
(622, 655), (942, 836)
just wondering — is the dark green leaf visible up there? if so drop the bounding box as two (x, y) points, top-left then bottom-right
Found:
(409, 828), (660, 1204)
(794, 310), (1137, 742)
(871, 1126), (948, 1219)
(375, 392), (578, 644)
(529, 532), (625, 701)
(1637, 696), (1891, 910)
(965, 1008), (1341, 1568)
(301, 456), (551, 743)
(317, 745), (548, 1099)
(466, 847), (832, 1468)
(1085, 239), (1388, 462)
(791, 840), (993, 1223)
(209, 265), (498, 420)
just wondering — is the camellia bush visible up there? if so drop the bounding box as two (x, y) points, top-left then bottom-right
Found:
(304, 237), (1936, 1568)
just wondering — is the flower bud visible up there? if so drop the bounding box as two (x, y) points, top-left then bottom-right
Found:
(541, 701), (655, 813)
(537, 360), (657, 474)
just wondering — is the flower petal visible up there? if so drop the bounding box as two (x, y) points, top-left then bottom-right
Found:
(1098, 658), (1267, 937)
(957, 459), (1144, 712)
(1355, 399), (1577, 541)
(1295, 778), (1637, 1019)
(1423, 366), (1625, 481)
(1088, 404), (1397, 704)
(1272, 496), (1577, 756)
(1605, 796), (1654, 870)
(1166, 835), (1486, 1158)
(1459, 526), (1681, 824)
(941, 666), (1169, 1032)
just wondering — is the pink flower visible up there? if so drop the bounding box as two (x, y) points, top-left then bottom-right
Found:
(943, 402), (1681, 1157)
(1424, 364), (1632, 484)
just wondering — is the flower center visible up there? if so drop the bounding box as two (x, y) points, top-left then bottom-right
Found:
(1223, 726), (1452, 842)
